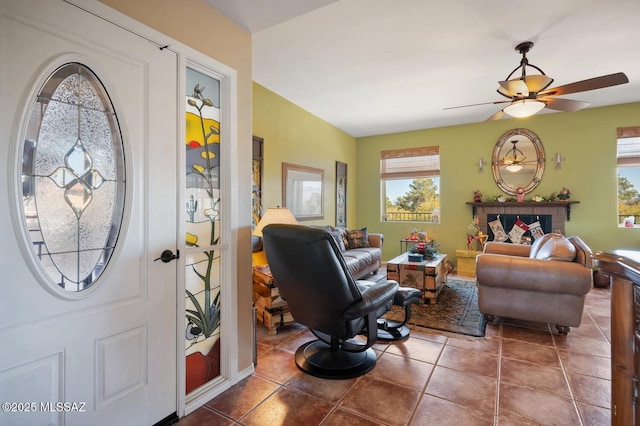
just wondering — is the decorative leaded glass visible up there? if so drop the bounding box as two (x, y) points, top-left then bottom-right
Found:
(21, 62), (125, 292)
(184, 67), (222, 394)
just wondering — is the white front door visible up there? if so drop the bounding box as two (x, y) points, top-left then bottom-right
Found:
(0, 1), (178, 425)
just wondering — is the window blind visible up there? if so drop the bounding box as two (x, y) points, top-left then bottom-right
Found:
(380, 146), (440, 179)
(617, 135), (640, 167)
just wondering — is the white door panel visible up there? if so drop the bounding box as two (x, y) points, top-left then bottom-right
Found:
(0, 1), (177, 425)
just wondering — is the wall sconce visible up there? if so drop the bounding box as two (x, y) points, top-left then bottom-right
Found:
(553, 153), (565, 170)
(476, 158), (486, 173)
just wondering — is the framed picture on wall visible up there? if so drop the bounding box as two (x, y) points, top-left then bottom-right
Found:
(336, 161), (347, 227)
(283, 162), (324, 220)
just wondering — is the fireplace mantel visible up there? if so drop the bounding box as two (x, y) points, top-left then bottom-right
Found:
(466, 201), (579, 220)
(466, 201), (580, 236)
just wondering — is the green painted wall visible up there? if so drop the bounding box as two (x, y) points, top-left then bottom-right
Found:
(356, 102), (640, 262)
(252, 83), (358, 227)
(253, 80), (639, 264)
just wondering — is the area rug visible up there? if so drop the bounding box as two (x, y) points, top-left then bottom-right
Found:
(379, 276), (486, 337)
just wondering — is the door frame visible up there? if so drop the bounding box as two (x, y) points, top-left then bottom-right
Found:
(67, 0), (242, 417)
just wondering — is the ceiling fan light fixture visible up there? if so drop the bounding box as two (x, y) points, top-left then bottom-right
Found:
(523, 74), (553, 93)
(498, 79), (529, 97)
(503, 99), (545, 118)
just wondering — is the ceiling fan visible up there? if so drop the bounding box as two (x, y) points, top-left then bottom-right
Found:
(445, 41), (629, 121)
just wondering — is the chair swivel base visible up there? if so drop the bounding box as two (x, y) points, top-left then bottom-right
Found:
(376, 318), (410, 341)
(294, 340), (377, 379)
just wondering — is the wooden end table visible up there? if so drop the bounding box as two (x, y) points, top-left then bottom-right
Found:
(386, 253), (448, 304)
(252, 265), (295, 335)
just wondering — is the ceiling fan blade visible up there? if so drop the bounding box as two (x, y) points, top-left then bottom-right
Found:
(498, 80), (528, 97)
(539, 72), (629, 97)
(542, 97), (590, 112)
(485, 109), (506, 122)
(444, 100), (510, 110)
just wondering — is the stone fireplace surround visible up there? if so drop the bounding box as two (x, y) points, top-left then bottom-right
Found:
(467, 201), (579, 240)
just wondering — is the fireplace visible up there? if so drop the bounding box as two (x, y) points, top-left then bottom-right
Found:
(467, 201), (579, 241)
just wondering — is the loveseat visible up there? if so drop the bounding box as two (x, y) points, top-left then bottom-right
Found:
(313, 226), (383, 279)
(475, 233), (593, 334)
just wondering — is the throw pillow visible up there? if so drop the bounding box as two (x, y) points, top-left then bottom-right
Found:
(329, 226), (347, 253)
(346, 227), (370, 249)
(534, 235), (576, 261)
(529, 233), (556, 258)
(309, 225), (346, 252)
(335, 226), (349, 251)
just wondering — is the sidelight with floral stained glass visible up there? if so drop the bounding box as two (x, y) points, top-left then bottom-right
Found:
(184, 67), (222, 394)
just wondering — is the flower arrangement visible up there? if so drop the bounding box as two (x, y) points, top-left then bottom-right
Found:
(408, 228), (428, 242)
(410, 240), (439, 260)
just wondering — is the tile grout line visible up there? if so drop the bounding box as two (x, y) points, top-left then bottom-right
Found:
(552, 327), (585, 426)
(493, 322), (503, 426)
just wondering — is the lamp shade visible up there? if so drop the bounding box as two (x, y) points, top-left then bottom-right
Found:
(252, 207), (298, 237)
(503, 99), (545, 118)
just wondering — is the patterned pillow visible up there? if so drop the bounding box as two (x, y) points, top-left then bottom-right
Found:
(346, 227), (370, 249)
(328, 227), (347, 253)
(334, 226), (349, 252)
(309, 225), (347, 252)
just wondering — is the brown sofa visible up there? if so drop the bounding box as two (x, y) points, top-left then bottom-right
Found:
(313, 226), (383, 279)
(475, 233), (593, 334)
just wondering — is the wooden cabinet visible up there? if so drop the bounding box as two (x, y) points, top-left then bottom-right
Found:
(594, 250), (640, 425)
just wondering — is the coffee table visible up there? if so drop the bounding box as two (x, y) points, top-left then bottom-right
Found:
(386, 252), (448, 304)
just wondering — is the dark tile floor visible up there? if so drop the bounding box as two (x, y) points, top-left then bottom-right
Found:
(178, 277), (611, 425)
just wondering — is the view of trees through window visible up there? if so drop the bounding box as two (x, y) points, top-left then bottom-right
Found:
(618, 169), (640, 226)
(617, 132), (640, 227)
(384, 177), (440, 222)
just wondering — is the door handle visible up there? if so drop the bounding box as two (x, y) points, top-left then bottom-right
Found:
(154, 249), (179, 263)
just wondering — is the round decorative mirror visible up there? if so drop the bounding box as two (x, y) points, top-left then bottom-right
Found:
(491, 128), (545, 195)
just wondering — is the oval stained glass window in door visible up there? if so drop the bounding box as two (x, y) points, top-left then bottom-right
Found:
(21, 62), (125, 292)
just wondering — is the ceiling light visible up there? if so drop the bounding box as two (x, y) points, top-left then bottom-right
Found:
(498, 75), (553, 98)
(503, 99), (546, 118)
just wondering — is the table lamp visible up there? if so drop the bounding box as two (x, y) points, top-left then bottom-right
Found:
(252, 207), (298, 265)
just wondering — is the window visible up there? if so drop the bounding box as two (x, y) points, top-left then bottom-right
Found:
(21, 62), (125, 293)
(617, 126), (640, 228)
(381, 146), (440, 222)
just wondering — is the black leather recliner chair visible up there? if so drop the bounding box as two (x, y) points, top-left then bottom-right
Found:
(262, 224), (399, 379)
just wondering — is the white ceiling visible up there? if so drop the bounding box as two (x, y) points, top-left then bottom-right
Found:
(206, 0), (640, 137)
